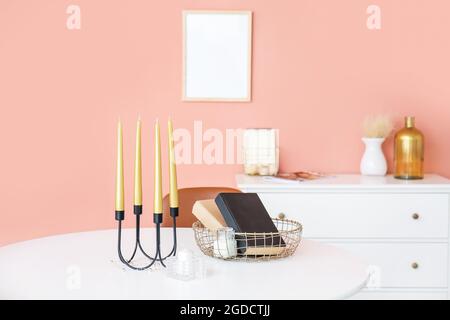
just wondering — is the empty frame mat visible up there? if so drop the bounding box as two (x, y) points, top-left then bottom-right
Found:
(183, 11), (252, 101)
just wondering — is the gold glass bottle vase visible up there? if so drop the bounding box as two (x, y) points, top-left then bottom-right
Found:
(394, 116), (424, 180)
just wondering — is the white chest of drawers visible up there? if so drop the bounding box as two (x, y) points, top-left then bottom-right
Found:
(236, 174), (450, 300)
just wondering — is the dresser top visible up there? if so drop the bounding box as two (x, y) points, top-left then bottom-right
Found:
(236, 174), (450, 192)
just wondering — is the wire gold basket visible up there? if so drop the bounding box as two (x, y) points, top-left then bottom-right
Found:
(192, 218), (303, 261)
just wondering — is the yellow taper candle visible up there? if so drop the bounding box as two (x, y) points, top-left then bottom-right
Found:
(153, 120), (163, 214)
(115, 120), (124, 211)
(168, 119), (179, 208)
(134, 118), (142, 206)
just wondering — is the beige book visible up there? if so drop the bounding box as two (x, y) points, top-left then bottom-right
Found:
(192, 199), (227, 230)
(243, 246), (285, 256)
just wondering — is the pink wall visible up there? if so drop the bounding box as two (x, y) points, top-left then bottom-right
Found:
(1, 0), (450, 246)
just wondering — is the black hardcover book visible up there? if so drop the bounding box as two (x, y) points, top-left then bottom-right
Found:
(215, 193), (286, 255)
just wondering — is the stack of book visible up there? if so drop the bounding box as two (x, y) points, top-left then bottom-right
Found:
(193, 193), (285, 255)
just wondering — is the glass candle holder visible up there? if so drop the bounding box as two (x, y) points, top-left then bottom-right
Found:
(243, 128), (279, 176)
(165, 249), (206, 281)
(213, 228), (237, 259)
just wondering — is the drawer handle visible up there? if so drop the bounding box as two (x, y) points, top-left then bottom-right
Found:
(278, 213), (286, 220)
(411, 262), (419, 269)
(412, 213), (420, 220)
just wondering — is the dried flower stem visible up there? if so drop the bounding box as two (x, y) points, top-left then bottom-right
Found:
(362, 115), (394, 138)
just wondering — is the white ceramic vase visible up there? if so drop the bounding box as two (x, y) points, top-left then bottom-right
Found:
(360, 137), (387, 176)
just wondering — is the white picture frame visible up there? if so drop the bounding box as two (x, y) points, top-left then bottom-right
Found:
(182, 10), (253, 102)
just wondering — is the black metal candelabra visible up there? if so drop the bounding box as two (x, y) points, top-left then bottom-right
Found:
(115, 205), (178, 270)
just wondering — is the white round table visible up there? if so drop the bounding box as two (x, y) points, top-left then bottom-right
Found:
(0, 228), (368, 300)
